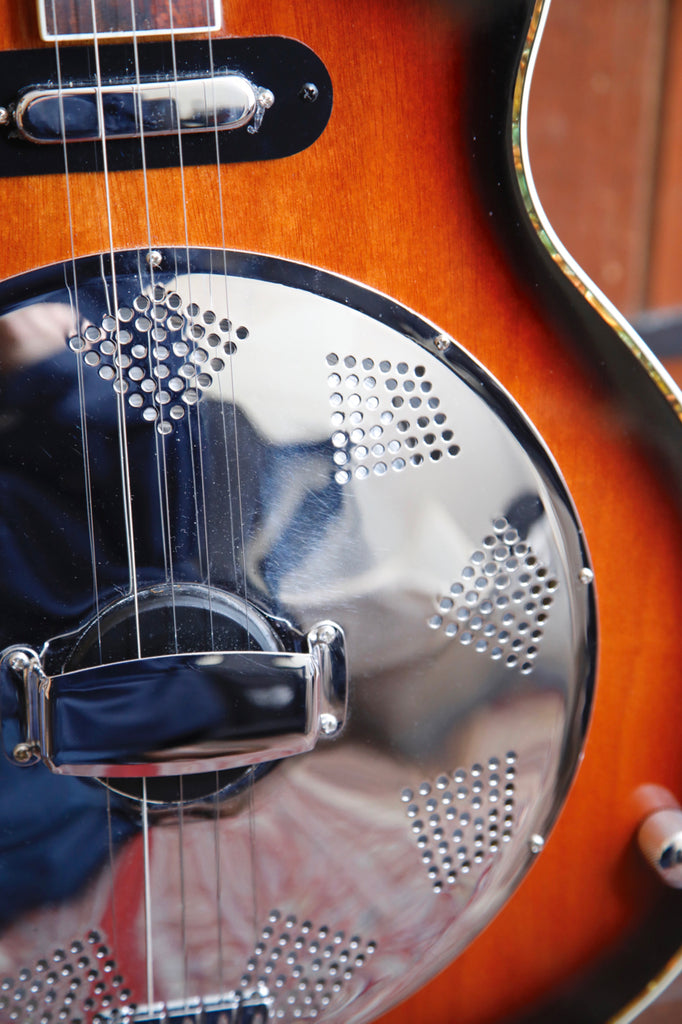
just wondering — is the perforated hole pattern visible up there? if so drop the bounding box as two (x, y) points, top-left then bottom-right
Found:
(240, 910), (376, 1020)
(326, 353), (461, 484)
(0, 931), (130, 1023)
(402, 754), (518, 893)
(428, 516), (558, 675)
(68, 286), (250, 436)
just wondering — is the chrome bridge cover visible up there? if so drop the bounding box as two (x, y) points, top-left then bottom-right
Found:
(0, 249), (595, 1024)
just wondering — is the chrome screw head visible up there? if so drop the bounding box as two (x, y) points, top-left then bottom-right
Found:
(12, 742), (38, 765)
(146, 250), (163, 269)
(299, 82), (319, 103)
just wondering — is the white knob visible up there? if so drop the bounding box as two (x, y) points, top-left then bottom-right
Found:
(638, 808), (682, 888)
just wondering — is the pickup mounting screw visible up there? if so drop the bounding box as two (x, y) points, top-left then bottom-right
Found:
(146, 250), (163, 269)
(320, 713), (339, 735)
(300, 82), (319, 103)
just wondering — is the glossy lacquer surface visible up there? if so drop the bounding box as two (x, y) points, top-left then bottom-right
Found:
(0, 2), (679, 1024)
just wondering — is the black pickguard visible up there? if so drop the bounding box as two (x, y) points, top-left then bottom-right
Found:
(0, 35), (332, 177)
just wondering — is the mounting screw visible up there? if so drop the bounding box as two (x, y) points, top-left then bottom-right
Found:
(529, 834), (545, 854)
(433, 334), (450, 352)
(315, 624), (337, 646)
(0, 107), (10, 127)
(7, 650), (30, 673)
(579, 567), (594, 584)
(12, 742), (39, 765)
(320, 713), (339, 735)
(146, 250), (163, 269)
(299, 82), (319, 103)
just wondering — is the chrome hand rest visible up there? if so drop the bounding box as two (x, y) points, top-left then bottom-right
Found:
(0, 622), (346, 776)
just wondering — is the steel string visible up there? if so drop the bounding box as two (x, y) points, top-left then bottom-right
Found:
(201, 0), (262, 972)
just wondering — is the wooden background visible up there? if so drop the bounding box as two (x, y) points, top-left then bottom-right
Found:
(529, 0), (682, 388)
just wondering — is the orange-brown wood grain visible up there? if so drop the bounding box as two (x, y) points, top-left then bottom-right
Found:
(0, 2), (681, 1022)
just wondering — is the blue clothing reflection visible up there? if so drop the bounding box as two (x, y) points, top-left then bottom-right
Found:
(0, 298), (340, 927)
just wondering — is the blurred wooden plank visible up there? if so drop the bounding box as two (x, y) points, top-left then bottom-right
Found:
(528, 0), (668, 317)
(647, 0), (682, 309)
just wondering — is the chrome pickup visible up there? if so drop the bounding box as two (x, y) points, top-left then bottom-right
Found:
(14, 75), (275, 144)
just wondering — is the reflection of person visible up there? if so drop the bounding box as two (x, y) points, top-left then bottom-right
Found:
(0, 296), (343, 933)
(0, 302), (79, 371)
(0, 302), (139, 930)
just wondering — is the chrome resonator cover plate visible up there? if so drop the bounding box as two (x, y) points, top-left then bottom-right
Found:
(0, 249), (595, 1024)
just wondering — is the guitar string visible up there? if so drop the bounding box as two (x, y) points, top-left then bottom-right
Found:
(49, 0), (123, 1003)
(164, 0), (263, 998)
(122, 4), (167, 1008)
(52, 1), (252, 1010)
(201, 0), (235, 993)
(163, 0), (217, 649)
(202, 0), (263, 971)
(105, 786), (121, 966)
(49, 0), (104, 663)
(87, 0), (144, 662)
(162, 5), (202, 1011)
(81, 0), (155, 1003)
(83, 0), (156, 1006)
(203, 0), (252, 650)
(128, 0), (180, 646)
(178, 777), (190, 1009)
(141, 777), (156, 1007)
(213, 768), (226, 999)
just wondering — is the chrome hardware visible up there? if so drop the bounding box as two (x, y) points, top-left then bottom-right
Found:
(14, 75), (274, 145)
(0, 621), (347, 777)
(108, 990), (272, 1024)
(299, 82), (319, 103)
(403, 754), (518, 893)
(146, 250), (163, 269)
(0, 645), (43, 767)
(247, 89), (275, 134)
(240, 914), (376, 1018)
(638, 808), (682, 888)
(0, 930), (130, 1021)
(0, 246), (595, 1022)
(0, 38), (333, 177)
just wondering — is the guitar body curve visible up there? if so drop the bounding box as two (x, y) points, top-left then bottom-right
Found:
(0, 1), (680, 1023)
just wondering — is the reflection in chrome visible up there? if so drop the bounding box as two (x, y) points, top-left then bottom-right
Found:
(429, 514), (556, 675)
(325, 350), (460, 483)
(103, 989), (271, 1024)
(15, 76), (274, 145)
(0, 620), (347, 777)
(0, 248), (595, 1024)
(402, 753), (517, 893)
(0, 930), (131, 1021)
